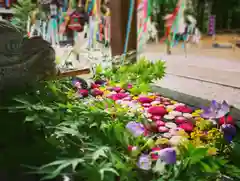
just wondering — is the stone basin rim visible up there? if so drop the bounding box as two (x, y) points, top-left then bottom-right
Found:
(151, 85), (240, 120)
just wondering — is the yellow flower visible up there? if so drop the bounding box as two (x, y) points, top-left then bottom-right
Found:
(99, 87), (106, 91)
(132, 96), (138, 100)
(195, 109), (203, 114)
(208, 147), (218, 156)
(191, 112), (200, 117)
(149, 95), (156, 99)
(195, 117), (204, 122)
(155, 138), (169, 145)
(167, 108), (173, 112)
(171, 100), (177, 104)
(177, 129), (189, 137)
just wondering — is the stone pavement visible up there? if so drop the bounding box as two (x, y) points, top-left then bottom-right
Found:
(143, 52), (240, 109)
(144, 53), (240, 88)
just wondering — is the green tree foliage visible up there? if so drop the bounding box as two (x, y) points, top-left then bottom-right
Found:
(11, 0), (37, 32)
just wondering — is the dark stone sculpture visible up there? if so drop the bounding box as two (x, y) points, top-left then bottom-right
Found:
(0, 20), (57, 99)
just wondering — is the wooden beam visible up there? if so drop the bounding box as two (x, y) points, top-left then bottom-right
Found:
(110, 0), (137, 61)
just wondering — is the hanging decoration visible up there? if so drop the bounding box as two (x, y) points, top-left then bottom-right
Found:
(122, 0), (135, 64)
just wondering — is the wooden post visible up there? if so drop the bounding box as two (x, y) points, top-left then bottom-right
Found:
(110, 0), (137, 62)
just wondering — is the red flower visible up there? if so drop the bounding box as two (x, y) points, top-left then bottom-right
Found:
(179, 122), (194, 132)
(79, 89), (88, 97)
(148, 106), (167, 116)
(151, 147), (161, 160)
(219, 115), (234, 125)
(91, 83), (100, 89)
(91, 89), (103, 96)
(175, 106), (192, 113)
(138, 97), (153, 104)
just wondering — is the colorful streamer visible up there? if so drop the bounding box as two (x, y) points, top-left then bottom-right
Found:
(170, 0), (186, 48)
(122, 0), (135, 64)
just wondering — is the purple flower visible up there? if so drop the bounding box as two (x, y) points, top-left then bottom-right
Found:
(157, 147), (177, 164)
(126, 121), (145, 137)
(221, 124), (236, 142)
(137, 154), (152, 170)
(201, 100), (229, 119)
(72, 79), (81, 89)
(224, 134), (233, 143)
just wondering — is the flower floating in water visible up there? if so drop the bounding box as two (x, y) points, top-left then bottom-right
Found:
(72, 79), (81, 89)
(221, 124), (236, 143)
(137, 154), (152, 170)
(219, 115), (234, 125)
(152, 147), (177, 164)
(207, 147), (218, 156)
(201, 100), (230, 119)
(126, 121), (145, 137)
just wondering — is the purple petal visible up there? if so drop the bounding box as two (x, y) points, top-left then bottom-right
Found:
(201, 110), (216, 119)
(137, 154), (152, 170)
(126, 121), (145, 137)
(158, 148), (176, 164)
(215, 101), (230, 118)
(221, 124), (236, 136)
(210, 100), (220, 111)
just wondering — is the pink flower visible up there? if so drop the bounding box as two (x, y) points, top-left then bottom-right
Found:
(155, 120), (165, 127)
(151, 115), (162, 121)
(109, 93), (128, 100)
(127, 84), (133, 89)
(175, 117), (187, 124)
(112, 87), (122, 92)
(158, 126), (169, 133)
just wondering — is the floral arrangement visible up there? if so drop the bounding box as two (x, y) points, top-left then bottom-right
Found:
(12, 58), (240, 181)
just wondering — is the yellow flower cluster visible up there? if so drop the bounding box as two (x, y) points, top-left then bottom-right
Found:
(207, 128), (223, 142)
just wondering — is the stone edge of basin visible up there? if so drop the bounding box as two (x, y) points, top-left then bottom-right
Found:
(151, 85), (240, 120)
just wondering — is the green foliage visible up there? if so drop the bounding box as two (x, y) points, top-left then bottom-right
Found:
(95, 57), (166, 95)
(11, 0), (36, 32)
(150, 143), (227, 181)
